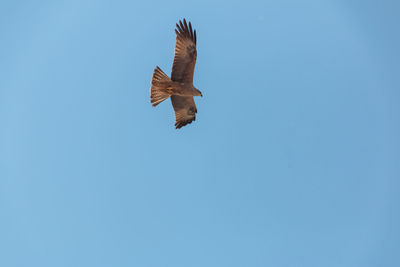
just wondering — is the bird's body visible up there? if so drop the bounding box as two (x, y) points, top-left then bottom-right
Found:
(150, 19), (202, 129)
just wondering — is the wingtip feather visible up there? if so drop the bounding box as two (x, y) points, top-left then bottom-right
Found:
(175, 19), (196, 43)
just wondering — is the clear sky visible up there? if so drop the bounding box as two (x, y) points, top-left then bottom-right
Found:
(1, 1), (399, 266)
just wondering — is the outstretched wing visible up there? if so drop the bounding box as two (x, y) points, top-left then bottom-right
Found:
(171, 19), (197, 83)
(170, 19), (198, 129)
(171, 95), (197, 129)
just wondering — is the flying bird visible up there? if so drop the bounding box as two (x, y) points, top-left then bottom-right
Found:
(150, 19), (202, 129)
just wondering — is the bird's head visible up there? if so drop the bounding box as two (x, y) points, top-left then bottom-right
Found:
(194, 88), (203, 97)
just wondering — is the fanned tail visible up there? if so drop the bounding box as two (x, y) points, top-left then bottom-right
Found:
(150, 66), (173, 106)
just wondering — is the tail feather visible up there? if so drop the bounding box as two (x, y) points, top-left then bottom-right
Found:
(150, 66), (172, 106)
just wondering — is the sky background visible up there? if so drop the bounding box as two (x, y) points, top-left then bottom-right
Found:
(1, 1), (399, 266)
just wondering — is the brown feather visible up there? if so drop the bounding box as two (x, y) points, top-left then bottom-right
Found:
(171, 95), (197, 129)
(150, 66), (172, 106)
(171, 19), (197, 83)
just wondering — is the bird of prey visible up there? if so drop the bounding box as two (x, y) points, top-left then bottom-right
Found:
(150, 19), (202, 129)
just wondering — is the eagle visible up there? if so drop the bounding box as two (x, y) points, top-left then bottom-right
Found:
(150, 19), (202, 129)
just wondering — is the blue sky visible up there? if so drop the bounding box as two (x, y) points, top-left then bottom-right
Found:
(1, 1), (399, 266)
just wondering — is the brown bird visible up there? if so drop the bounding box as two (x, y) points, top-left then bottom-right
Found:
(150, 19), (202, 129)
